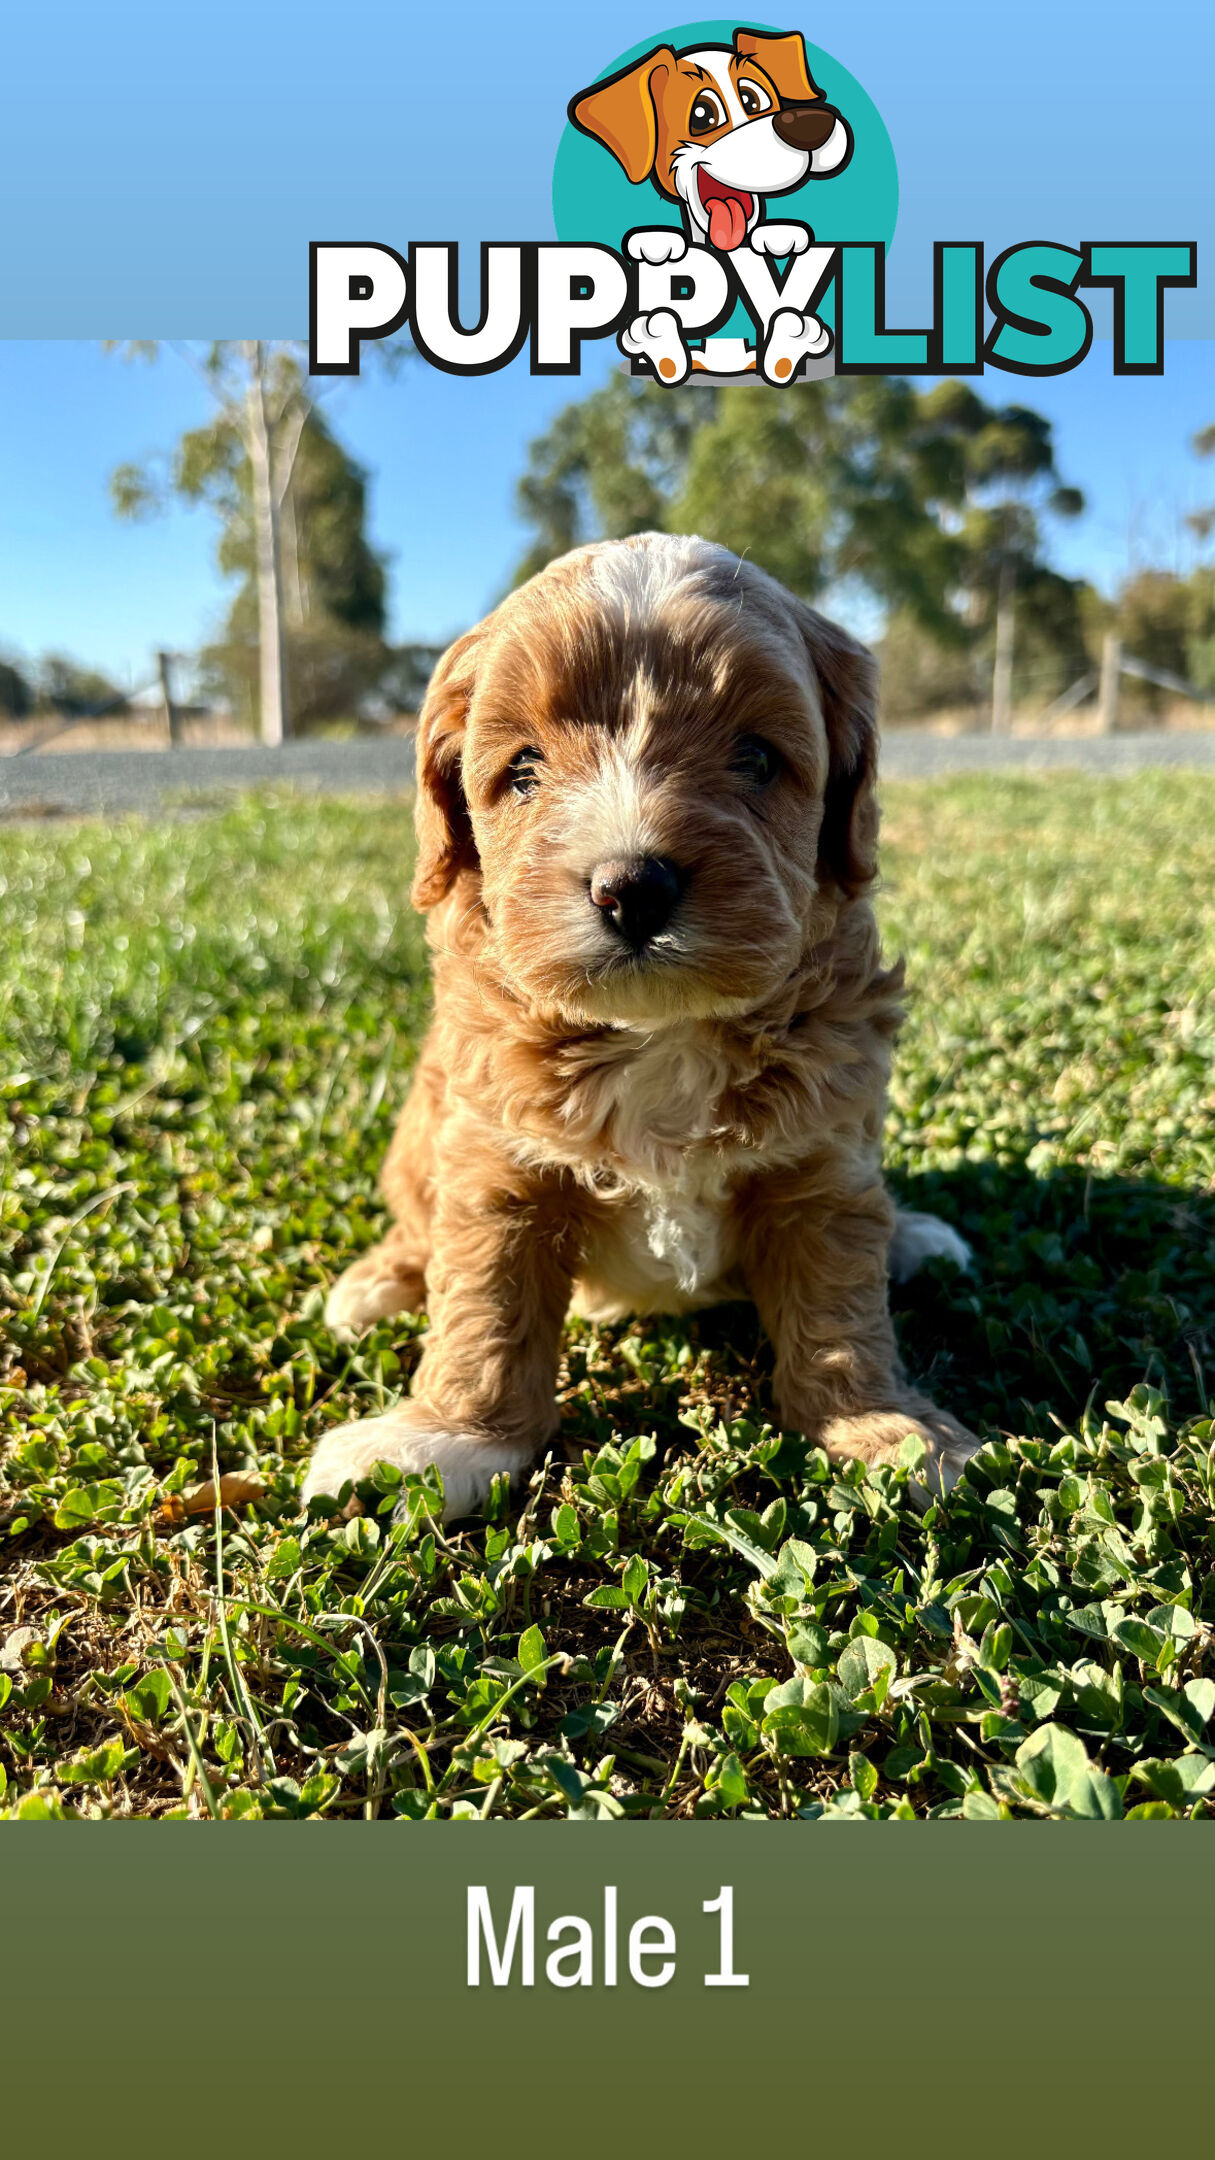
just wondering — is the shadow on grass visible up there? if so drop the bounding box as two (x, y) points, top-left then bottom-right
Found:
(557, 1160), (1214, 1465)
(888, 1161), (1215, 1443)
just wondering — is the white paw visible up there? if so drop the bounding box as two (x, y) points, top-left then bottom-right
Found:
(626, 228), (689, 265)
(749, 222), (812, 258)
(759, 306), (831, 383)
(619, 308), (689, 384)
(300, 1409), (533, 1523)
(905, 1424), (984, 1511)
(325, 1263), (417, 1337)
(888, 1210), (973, 1286)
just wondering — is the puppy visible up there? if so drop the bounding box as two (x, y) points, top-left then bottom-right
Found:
(302, 534), (979, 1522)
(570, 28), (851, 254)
(570, 30), (851, 386)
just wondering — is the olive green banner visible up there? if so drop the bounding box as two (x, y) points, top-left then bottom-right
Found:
(3, 1824), (1211, 2148)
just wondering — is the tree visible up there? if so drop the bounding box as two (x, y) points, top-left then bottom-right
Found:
(0, 653), (33, 721)
(916, 384), (1084, 729)
(511, 374), (1083, 722)
(171, 387), (390, 731)
(108, 341), (398, 741)
(514, 373), (965, 635)
(1113, 568), (1215, 709)
(35, 655), (130, 716)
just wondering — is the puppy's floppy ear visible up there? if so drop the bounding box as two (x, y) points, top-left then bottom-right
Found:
(733, 28), (823, 103)
(569, 47), (674, 185)
(411, 624), (483, 911)
(797, 604), (880, 898)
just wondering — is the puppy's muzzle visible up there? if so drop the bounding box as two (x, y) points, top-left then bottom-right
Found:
(589, 855), (685, 951)
(773, 103), (841, 152)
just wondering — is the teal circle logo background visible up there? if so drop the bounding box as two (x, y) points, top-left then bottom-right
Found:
(552, 20), (898, 253)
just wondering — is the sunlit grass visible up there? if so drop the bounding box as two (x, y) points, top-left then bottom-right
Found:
(1, 776), (1213, 1818)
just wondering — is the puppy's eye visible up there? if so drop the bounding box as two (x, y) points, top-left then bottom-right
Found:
(731, 735), (781, 788)
(506, 747), (543, 799)
(689, 90), (726, 134)
(737, 79), (772, 117)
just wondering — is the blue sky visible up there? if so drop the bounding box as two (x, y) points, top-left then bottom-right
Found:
(1, 2), (1212, 681)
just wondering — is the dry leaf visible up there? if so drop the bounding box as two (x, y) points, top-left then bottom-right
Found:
(179, 1471), (267, 1516)
(0, 1626), (39, 1674)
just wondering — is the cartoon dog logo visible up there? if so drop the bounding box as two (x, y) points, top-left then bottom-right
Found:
(571, 27), (851, 253)
(570, 27), (852, 383)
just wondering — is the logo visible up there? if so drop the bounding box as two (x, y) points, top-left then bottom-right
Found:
(308, 21), (1196, 383)
(557, 24), (888, 382)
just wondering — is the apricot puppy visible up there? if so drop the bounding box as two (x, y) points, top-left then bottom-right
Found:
(302, 533), (978, 1520)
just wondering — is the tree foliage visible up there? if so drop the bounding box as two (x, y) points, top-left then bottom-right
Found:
(1114, 567), (1215, 708)
(512, 373), (1086, 716)
(0, 654), (33, 721)
(0, 652), (130, 725)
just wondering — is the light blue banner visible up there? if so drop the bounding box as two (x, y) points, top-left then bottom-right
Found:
(0, 0), (1210, 338)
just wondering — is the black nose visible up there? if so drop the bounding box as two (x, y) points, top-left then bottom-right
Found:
(772, 102), (840, 152)
(589, 856), (684, 949)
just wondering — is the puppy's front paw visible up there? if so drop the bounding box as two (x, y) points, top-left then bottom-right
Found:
(626, 228), (689, 265)
(619, 309), (689, 383)
(750, 221), (812, 257)
(325, 1249), (425, 1336)
(761, 306), (831, 383)
(300, 1406), (534, 1524)
(820, 1404), (981, 1510)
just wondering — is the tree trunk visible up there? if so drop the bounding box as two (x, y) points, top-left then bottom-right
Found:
(245, 343), (289, 745)
(990, 560), (1016, 734)
(1097, 632), (1121, 735)
(275, 399), (310, 628)
(157, 649), (182, 747)
(279, 488), (305, 626)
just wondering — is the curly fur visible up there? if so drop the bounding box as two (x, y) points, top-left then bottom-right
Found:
(303, 534), (977, 1519)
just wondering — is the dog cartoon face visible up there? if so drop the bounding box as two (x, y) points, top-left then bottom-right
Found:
(411, 535), (877, 1028)
(570, 28), (851, 251)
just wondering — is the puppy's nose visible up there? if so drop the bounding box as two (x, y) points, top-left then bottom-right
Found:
(773, 102), (840, 152)
(589, 856), (684, 949)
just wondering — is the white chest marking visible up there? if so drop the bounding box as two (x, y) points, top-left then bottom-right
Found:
(581, 1025), (742, 1310)
(639, 1182), (728, 1297)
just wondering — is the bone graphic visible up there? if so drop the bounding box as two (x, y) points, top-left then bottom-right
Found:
(761, 306), (832, 384)
(619, 308), (690, 384)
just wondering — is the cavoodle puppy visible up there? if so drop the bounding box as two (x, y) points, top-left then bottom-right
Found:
(302, 533), (978, 1520)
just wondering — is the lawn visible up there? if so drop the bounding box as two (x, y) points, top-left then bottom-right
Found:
(1, 773), (1213, 1820)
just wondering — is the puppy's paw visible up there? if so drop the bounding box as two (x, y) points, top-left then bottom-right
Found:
(760, 306), (831, 384)
(888, 1209), (973, 1285)
(821, 1404), (982, 1511)
(619, 309), (689, 383)
(325, 1249), (425, 1336)
(626, 228), (689, 265)
(300, 1406), (534, 1524)
(750, 221), (812, 257)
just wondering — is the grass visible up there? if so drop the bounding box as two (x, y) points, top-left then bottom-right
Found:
(1, 772), (1213, 1820)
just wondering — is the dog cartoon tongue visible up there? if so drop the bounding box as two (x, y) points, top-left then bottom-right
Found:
(698, 174), (754, 252)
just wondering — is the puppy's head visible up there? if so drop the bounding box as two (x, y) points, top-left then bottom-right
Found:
(412, 533), (877, 1027)
(569, 31), (851, 251)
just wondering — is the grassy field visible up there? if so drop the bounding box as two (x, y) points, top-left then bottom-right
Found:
(1, 773), (1213, 1820)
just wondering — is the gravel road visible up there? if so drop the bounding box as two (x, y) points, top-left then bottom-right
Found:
(3, 731), (1215, 820)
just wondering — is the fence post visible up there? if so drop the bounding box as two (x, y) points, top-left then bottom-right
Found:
(157, 651), (183, 747)
(990, 563), (1015, 734)
(1097, 633), (1121, 736)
